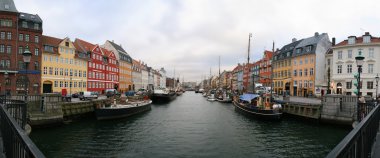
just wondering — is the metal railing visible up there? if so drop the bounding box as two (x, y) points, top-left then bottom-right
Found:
(0, 96), (45, 158)
(326, 103), (380, 158)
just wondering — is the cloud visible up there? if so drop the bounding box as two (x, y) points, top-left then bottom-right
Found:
(13, 0), (380, 82)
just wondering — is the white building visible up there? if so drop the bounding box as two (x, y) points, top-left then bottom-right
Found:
(331, 32), (380, 97)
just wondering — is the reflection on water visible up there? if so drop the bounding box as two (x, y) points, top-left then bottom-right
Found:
(31, 92), (349, 158)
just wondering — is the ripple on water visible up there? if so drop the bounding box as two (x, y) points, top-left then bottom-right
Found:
(30, 93), (349, 158)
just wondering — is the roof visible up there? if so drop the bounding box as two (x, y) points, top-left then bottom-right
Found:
(42, 35), (62, 54)
(335, 33), (380, 47)
(74, 38), (96, 53)
(42, 35), (62, 46)
(107, 40), (128, 54)
(19, 12), (42, 23)
(293, 33), (329, 57)
(0, 0), (18, 13)
(274, 39), (303, 61)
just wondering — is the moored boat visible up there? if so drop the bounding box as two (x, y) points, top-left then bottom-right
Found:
(95, 100), (152, 120)
(233, 93), (282, 121)
(151, 89), (177, 103)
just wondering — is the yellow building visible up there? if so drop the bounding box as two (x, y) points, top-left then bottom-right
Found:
(291, 54), (315, 96)
(41, 36), (88, 94)
(272, 40), (301, 95)
(290, 33), (330, 97)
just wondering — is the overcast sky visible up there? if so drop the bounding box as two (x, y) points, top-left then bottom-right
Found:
(14, 0), (380, 82)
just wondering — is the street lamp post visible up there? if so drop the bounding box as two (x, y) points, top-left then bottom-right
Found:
(375, 74), (379, 103)
(355, 51), (364, 121)
(23, 45), (32, 102)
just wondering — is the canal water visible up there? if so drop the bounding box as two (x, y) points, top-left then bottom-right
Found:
(30, 92), (349, 158)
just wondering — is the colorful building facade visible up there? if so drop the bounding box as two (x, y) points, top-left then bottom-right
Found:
(41, 36), (88, 94)
(0, 1), (43, 95)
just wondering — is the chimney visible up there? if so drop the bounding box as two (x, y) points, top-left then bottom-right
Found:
(332, 37), (336, 46)
(292, 38), (297, 42)
(365, 32), (370, 36)
(314, 32), (319, 37)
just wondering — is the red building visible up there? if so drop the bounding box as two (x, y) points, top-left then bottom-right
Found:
(101, 48), (119, 90)
(74, 39), (119, 94)
(258, 50), (273, 87)
(0, 0), (43, 95)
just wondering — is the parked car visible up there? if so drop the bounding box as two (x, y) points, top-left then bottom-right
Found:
(79, 91), (98, 100)
(105, 89), (120, 98)
(71, 93), (79, 98)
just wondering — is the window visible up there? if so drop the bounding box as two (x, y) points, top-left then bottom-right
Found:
(18, 46), (23, 54)
(60, 68), (63, 76)
(74, 82), (77, 88)
(70, 59), (73, 64)
(65, 58), (68, 64)
(309, 81), (313, 88)
(34, 62), (39, 70)
(293, 60), (297, 66)
(54, 81), (58, 87)
(306, 45), (312, 52)
(348, 37), (355, 44)
(83, 71), (86, 77)
(49, 67), (53, 75)
(304, 69), (308, 76)
(348, 50), (352, 58)
(338, 65), (342, 74)
(304, 80), (308, 88)
(70, 82), (72, 88)
(74, 70), (77, 77)
(296, 48), (302, 54)
(305, 58), (308, 64)
(83, 82), (86, 88)
(0, 45), (4, 53)
(18, 61), (24, 70)
(368, 64), (374, 73)
(22, 21), (27, 28)
(0, 19), (12, 27)
(299, 60), (303, 65)
(327, 59), (331, 66)
(25, 34), (29, 42)
(43, 67), (47, 74)
(369, 48), (374, 58)
(70, 69), (73, 76)
(79, 82), (82, 88)
(299, 69), (302, 76)
(64, 82), (68, 88)
(19, 34), (23, 41)
(363, 36), (371, 43)
(346, 82), (352, 89)
(7, 32), (11, 40)
(294, 81), (297, 86)
(347, 64), (352, 73)
(0, 32), (4, 39)
(338, 51), (342, 59)
(55, 68), (58, 75)
(60, 81), (63, 87)
(34, 23), (39, 30)
(34, 48), (39, 56)
(65, 69), (68, 76)
(79, 70), (82, 77)
(4, 45), (10, 54)
(34, 35), (39, 43)
(367, 81), (373, 89)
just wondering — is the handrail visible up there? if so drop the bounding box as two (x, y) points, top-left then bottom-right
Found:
(326, 104), (380, 158)
(0, 99), (46, 158)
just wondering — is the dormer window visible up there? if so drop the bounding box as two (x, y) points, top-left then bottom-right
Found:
(306, 45), (313, 52)
(22, 21), (27, 28)
(34, 23), (39, 30)
(363, 36), (371, 43)
(296, 48), (302, 54)
(348, 37), (356, 45)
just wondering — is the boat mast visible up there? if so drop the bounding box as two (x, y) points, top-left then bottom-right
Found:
(219, 55), (221, 89)
(271, 41), (275, 102)
(247, 33), (253, 93)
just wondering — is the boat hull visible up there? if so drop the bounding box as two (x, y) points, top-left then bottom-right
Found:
(233, 101), (282, 121)
(217, 98), (232, 103)
(151, 93), (176, 103)
(95, 101), (152, 120)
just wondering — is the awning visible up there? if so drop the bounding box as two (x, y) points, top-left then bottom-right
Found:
(239, 93), (259, 103)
